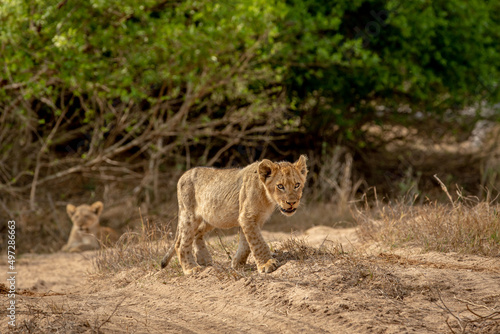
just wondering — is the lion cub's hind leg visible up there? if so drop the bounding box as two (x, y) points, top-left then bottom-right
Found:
(231, 229), (251, 269)
(175, 211), (203, 275)
(193, 221), (214, 266)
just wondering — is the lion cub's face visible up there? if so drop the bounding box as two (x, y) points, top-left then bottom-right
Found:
(258, 155), (308, 216)
(66, 201), (103, 233)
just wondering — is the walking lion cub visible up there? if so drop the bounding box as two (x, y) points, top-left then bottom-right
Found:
(61, 201), (117, 252)
(161, 155), (308, 275)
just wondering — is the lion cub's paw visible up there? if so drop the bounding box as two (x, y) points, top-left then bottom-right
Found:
(184, 266), (203, 275)
(196, 256), (213, 267)
(257, 258), (279, 274)
(231, 259), (245, 269)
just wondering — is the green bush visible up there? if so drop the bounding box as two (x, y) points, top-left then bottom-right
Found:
(280, 0), (500, 140)
(1, 0), (499, 204)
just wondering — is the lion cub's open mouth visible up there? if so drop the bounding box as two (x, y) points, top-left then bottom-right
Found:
(280, 207), (297, 214)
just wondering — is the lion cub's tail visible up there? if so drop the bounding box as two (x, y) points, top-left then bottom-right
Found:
(160, 227), (179, 269)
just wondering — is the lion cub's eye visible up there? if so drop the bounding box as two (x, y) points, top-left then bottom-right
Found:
(294, 183), (301, 189)
(277, 184), (284, 190)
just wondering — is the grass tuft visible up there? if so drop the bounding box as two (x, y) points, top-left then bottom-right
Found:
(277, 235), (345, 262)
(356, 191), (500, 256)
(93, 213), (172, 275)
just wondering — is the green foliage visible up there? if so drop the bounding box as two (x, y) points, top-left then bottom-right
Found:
(279, 0), (500, 137)
(1, 1), (287, 185)
(2, 0), (498, 132)
(2, 0), (284, 102)
(1, 0), (499, 199)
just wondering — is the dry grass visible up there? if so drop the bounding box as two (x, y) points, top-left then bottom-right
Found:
(93, 212), (172, 275)
(273, 236), (411, 301)
(12, 297), (127, 334)
(14, 299), (85, 334)
(276, 234), (345, 261)
(356, 186), (500, 257)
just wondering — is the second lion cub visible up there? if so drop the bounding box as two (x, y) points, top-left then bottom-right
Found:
(62, 201), (118, 252)
(161, 155), (308, 275)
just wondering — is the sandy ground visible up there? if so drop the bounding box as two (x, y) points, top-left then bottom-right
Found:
(1, 226), (499, 333)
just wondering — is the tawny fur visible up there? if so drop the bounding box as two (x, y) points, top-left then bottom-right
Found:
(161, 155), (308, 275)
(61, 201), (118, 252)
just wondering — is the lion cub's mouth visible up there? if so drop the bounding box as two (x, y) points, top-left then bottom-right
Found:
(280, 207), (297, 214)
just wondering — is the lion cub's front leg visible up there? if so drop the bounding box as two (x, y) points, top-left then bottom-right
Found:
(239, 219), (279, 274)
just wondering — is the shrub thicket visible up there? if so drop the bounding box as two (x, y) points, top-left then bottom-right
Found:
(1, 0), (499, 207)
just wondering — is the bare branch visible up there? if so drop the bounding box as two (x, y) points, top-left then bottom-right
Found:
(30, 108), (68, 210)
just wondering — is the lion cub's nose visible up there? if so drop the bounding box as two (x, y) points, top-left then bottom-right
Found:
(286, 201), (296, 206)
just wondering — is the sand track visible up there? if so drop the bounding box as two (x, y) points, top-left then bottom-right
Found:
(1, 226), (499, 333)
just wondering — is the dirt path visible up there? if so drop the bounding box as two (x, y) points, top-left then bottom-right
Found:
(1, 226), (499, 333)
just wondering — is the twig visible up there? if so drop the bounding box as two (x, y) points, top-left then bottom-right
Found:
(454, 296), (493, 311)
(433, 290), (464, 332)
(96, 297), (127, 331)
(465, 304), (500, 322)
(207, 137), (241, 166)
(216, 230), (232, 260)
(433, 174), (455, 206)
(0, 199), (14, 217)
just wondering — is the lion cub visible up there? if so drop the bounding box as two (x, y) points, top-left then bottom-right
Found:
(161, 155), (308, 275)
(61, 201), (117, 252)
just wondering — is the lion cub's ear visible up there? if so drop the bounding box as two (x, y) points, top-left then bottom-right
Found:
(258, 159), (277, 182)
(294, 155), (308, 176)
(66, 204), (77, 217)
(90, 201), (104, 216)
